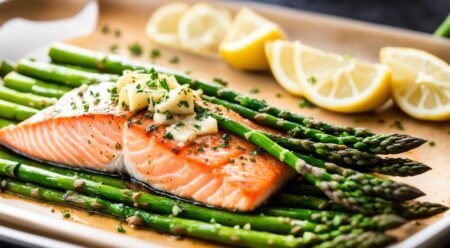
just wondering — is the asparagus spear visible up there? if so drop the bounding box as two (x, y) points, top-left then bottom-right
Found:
(313, 231), (394, 248)
(262, 131), (429, 177)
(270, 193), (347, 211)
(46, 43), (378, 138)
(0, 99), (38, 121)
(260, 208), (405, 232)
(0, 150), (405, 232)
(0, 118), (16, 128)
(3, 72), (71, 98)
(434, 14), (450, 38)
(0, 177), (324, 248)
(16, 59), (118, 87)
(0, 60), (14, 77)
(0, 158), (339, 235)
(203, 95), (426, 155)
(0, 86), (56, 109)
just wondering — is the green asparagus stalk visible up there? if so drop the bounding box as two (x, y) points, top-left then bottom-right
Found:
(0, 118), (16, 128)
(0, 86), (56, 109)
(434, 14), (450, 38)
(284, 182), (327, 198)
(0, 147), (127, 188)
(0, 99), (38, 121)
(16, 59), (119, 87)
(46, 43), (378, 138)
(0, 150), (405, 232)
(203, 95), (426, 155)
(0, 158), (341, 235)
(270, 193), (347, 211)
(313, 231), (394, 248)
(0, 177), (326, 248)
(262, 131), (430, 177)
(3, 72), (71, 98)
(260, 208), (404, 231)
(0, 60), (14, 77)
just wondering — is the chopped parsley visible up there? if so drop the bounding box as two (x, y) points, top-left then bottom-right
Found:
(117, 222), (126, 233)
(219, 133), (231, 148)
(391, 120), (404, 131)
(213, 77), (228, 86)
(276, 93), (283, 98)
(150, 49), (161, 59)
(197, 145), (205, 152)
(299, 98), (316, 109)
(61, 210), (71, 218)
(163, 131), (174, 140)
(169, 56), (179, 64)
(70, 102), (77, 110)
(249, 88), (259, 94)
(82, 101), (89, 112)
(128, 42), (142, 56)
(145, 124), (158, 133)
(177, 100), (189, 108)
(307, 76), (317, 85)
(101, 24), (109, 34)
(428, 141), (436, 147)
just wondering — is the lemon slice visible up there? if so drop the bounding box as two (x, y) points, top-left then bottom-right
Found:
(146, 3), (189, 47)
(219, 8), (285, 71)
(295, 44), (391, 113)
(177, 3), (232, 55)
(265, 40), (302, 96)
(381, 47), (450, 121)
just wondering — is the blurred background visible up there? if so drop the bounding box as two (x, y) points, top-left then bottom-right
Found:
(237, 0), (450, 33)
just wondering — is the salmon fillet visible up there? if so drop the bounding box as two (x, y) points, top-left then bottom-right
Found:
(0, 83), (295, 211)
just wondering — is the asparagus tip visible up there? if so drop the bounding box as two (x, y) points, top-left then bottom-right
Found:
(384, 134), (427, 154)
(379, 157), (431, 177)
(372, 214), (406, 230)
(399, 201), (449, 219)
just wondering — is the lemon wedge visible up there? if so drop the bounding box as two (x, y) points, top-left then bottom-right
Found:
(177, 3), (232, 55)
(294, 43), (391, 113)
(265, 40), (302, 96)
(145, 3), (189, 47)
(219, 8), (284, 71)
(381, 47), (450, 121)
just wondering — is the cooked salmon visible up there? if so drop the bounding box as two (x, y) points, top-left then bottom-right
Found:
(0, 83), (295, 211)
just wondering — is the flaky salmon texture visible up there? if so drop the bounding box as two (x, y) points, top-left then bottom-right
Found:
(0, 82), (295, 211)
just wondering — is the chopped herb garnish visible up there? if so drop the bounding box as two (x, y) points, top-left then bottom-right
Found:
(249, 88), (259, 94)
(428, 141), (436, 147)
(175, 122), (185, 128)
(82, 101), (89, 112)
(61, 210), (71, 218)
(219, 133), (231, 148)
(117, 222), (126, 233)
(299, 98), (316, 109)
(101, 24), (109, 34)
(70, 102), (77, 110)
(145, 124), (158, 133)
(128, 42), (142, 56)
(391, 120), (404, 131)
(159, 78), (169, 91)
(177, 100), (189, 108)
(115, 143), (122, 149)
(150, 49), (161, 59)
(276, 93), (282, 98)
(197, 146), (205, 152)
(109, 44), (118, 53)
(213, 77), (228, 86)
(169, 56), (179, 64)
(163, 131), (174, 140)
(307, 76), (317, 85)
(193, 124), (201, 130)
(114, 29), (121, 38)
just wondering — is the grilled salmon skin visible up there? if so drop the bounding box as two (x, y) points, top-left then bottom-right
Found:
(0, 83), (295, 211)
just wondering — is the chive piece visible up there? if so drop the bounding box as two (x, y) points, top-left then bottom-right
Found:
(150, 49), (161, 59)
(299, 98), (316, 109)
(61, 210), (71, 218)
(169, 56), (179, 64)
(128, 42), (142, 56)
